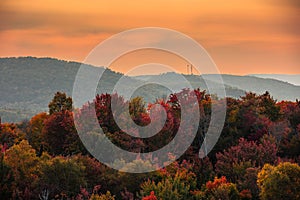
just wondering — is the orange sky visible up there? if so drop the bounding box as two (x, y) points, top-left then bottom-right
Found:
(0, 0), (299, 75)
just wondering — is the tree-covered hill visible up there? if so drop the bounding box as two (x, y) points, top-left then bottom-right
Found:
(1, 57), (299, 122)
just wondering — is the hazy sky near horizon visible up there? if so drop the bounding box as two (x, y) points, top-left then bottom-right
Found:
(0, 0), (299, 75)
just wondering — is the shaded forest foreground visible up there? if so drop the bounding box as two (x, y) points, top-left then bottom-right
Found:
(0, 89), (299, 199)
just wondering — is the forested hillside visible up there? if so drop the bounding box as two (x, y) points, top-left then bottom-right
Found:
(0, 90), (299, 199)
(1, 57), (300, 122)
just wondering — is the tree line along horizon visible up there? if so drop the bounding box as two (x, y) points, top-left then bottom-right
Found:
(0, 89), (299, 200)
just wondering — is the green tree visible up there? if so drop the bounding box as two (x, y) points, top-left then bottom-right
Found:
(129, 96), (148, 126)
(39, 156), (86, 199)
(113, 159), (158, 197)
(73, 155), (107, 192)
(258, 91), (281, 121)
(48, 92), (72, 115)
(257, 162), (300, 200)
(140, 161), (197, 200)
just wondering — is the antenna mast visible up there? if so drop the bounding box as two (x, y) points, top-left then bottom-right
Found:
(187, 64), (189, 75)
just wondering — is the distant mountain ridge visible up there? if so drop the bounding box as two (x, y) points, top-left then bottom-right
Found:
(249, 74), (300, 86)
(202, 74), (300, 101)
(135, 73), (300, 101)
(0, 57), (299, 122)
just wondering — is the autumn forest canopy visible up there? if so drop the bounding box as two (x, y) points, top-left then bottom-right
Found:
(0, 88), (300, 200)
(1, 0), (299, 199)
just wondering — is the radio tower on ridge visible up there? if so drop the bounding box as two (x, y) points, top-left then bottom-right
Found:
(187, 64), (193, 75)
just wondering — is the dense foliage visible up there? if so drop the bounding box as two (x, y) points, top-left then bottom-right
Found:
(0, 90), (299, 199)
